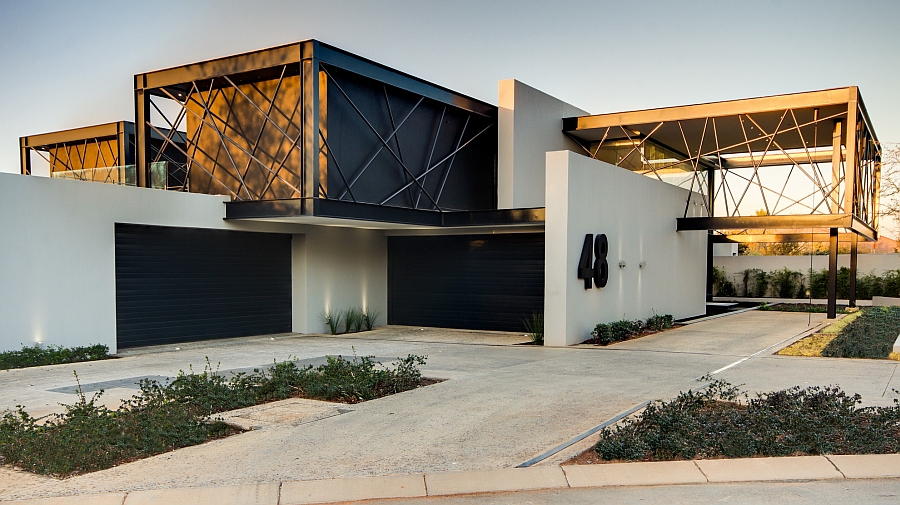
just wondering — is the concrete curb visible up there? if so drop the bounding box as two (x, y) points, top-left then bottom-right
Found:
(6, 454), (900, 504)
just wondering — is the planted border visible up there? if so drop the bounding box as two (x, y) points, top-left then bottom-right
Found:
(591, 381), (900, 462)
(778, 307), (900, 360)
(585, 314), (674, 346)
(0, 353), (428, 476)
(0, 344), (110, 370)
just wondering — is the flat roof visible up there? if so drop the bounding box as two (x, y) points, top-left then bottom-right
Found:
(135, 40), (495, 117)
(563, 87), (878, 152)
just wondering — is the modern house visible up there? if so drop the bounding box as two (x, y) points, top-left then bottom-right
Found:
(2, 40), (880, 352)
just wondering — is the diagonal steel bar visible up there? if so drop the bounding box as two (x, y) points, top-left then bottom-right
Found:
(435, 115), (470, 208)
(322, 66), (442, 210)
(318, 129), (356, 202)
(416, 106), (446, 209)
(379, 122), (492, 205)
(337, 96), (424, 200)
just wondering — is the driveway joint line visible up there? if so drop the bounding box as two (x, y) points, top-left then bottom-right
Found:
(824, 455), (848, 479)
(515, 400), (651, 468)
(882, 364), (898, 397)
(693, 460), (710, 482)
(702, 324), (825, 378)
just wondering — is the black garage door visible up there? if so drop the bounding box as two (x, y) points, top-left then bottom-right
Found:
(115, 224), (292, 348)
(388, 233), (544, 332)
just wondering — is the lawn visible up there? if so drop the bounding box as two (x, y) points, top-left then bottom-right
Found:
(778, 306), (900, 360)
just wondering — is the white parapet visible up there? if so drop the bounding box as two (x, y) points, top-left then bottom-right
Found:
(497, 80), (587, 210)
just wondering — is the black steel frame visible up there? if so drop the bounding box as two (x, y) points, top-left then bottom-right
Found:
(134, 40), (498, 214)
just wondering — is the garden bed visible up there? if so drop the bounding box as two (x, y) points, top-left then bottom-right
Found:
(565, 381), (900, 465)
(778, 306), (900, 360)
(0, 354), (430, 477)
(759, 303), (850, 314)
(0, 344), (112, 370)
(582, 314), (676, 346)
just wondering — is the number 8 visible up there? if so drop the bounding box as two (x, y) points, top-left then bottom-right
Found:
(594, 234), (608, 288)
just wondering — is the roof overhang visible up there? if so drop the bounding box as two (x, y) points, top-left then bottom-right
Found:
(225, 198), (545, 230)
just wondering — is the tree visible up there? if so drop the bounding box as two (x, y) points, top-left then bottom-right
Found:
(879, 142), (900, 238)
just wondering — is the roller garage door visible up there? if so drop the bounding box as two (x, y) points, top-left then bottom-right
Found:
(115, 224), (292, 348)
(388, 233), (544, 331)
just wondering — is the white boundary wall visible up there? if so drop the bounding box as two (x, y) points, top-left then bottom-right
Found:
(544, 151), (707, 346)
(0, 173), (387, 353)
(497, 79), (588, 209)
(715, 254), (900, 282)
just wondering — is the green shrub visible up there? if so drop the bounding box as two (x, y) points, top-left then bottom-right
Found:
(343, 307), (363, 334)
(712, 266), (736, 297)
(822, 306), (900, 359)
(0, 344), (110, 370)
(645, 314), (674, 331)
(595, 381), (900, 462)
(523, 312), (544, 345)
(320, 310), (342, 335)
(809, 268), (829, 299)
(591, 319), (644, 345)
(739, 269), (770, 297)
(362, 308), (381, 331)
(770, 268), (803, 299)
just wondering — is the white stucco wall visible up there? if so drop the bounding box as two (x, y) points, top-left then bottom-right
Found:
(497, 79), (588, 209)
(544, 151), (707, 347)
(0, 172), (387, 353)
(295, 226), (387, 334)
(715, 253), (900, 282)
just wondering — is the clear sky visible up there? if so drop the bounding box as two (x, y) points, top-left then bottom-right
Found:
(2, 0), (898, 175)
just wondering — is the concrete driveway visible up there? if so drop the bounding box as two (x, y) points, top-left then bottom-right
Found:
(1, 313), (898, 501)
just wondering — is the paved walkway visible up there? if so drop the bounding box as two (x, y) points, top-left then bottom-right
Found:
(1, 313), (898, 501)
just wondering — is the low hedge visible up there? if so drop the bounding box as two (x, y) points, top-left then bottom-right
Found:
(595, 381), (900, 461)
(588, 314), (674, 345)
(0, 344), (110, 370)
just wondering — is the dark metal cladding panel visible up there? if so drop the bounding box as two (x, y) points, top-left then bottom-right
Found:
(115, 224), (292, 348)
(388, 234), (544, 332)
(323, 65), (497, 211)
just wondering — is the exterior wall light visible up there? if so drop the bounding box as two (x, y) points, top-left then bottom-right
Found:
(639, 261), (646, 268)
(618, 261), (626, 268)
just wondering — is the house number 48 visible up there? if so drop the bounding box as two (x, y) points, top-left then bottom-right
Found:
(577, 234), (609, 289)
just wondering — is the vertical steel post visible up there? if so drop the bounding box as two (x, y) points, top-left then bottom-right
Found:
(19, 137), (31, 175)
(827, 228), (838, 319)
(849, 233), (858, 308)
(134, 79), (151, 188)
(301, 41), (320, 214)
(830, 121), (842, 213)
(706, 166), (715, 302)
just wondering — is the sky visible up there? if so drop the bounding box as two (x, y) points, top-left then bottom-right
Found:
(2, 0), (899, 222)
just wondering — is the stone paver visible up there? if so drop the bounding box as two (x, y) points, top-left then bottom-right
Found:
(424, 467), (567, 496)
(122, 483), (279, 505)
(562, 461), (706, 487)
(8, 495), (125, 505)
(280, 475), (426, 504)
(827, 454), (900, 479)
(696, 456), (843, 482)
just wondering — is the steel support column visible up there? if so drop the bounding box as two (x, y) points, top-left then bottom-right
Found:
(134, 86), (151, 188)
(706, 165), (715, 302)
(19, 138), (30, 175)
(849, 233), (858, 308)
(827, 228), (839, 319)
